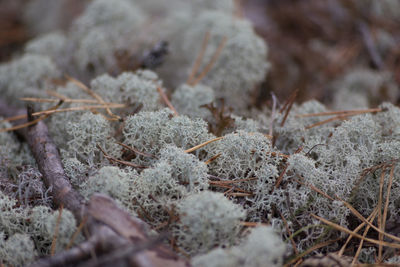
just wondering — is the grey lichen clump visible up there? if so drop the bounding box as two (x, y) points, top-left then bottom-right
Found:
(90, 70), (162, 112)
(331, 69), (399, 110)
(175, 191), (245, 256)
(192, 226), (286, 267)
(123, 109), (214, 164)
(171, 83), (215, 119)
(182, 11), (268, 110)
(0, 53), (60, 106)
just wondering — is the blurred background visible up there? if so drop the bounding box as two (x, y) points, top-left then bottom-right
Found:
(1, 0), (399, 108)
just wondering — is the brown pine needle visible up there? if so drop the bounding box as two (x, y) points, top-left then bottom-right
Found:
(33, 104), (125, 116)
(226, 192), (253, 197)
(0, 115), (47, 133)
(116, 142), (158, 159)
(301, 176), (400, 242)
(154, 221), (169, 231)
(284, 238), (342, 267)
(209, 177), (257, 185)
(338, 207), (378, 257)
(157, 87), (179, 116)
(297, 108), (382, 118)
(20, 97), (103, 104)
(280, 89), (298, 127)
(204, 153), (221, 164)
(352, 206), (379, 265)
(305, 113), (352, 129)
(0, 101), (63, 133)
(310, 213), (400, 249)
(190, 36), (228, 86)
(46, 90), (69, 100)
(0, 113), (26, 123)
(97, 145), (146, 169)
(66, 216), (88, 250)
(51, 204), (64, 256)
(187, 31), (210, 84)
(65, 74), (121, 120)
(185, 136), (224, 153)
(274, 163), (289, 189)
(269, 151), (290, 159)
(380, 164), (395, 262)
(378, 166), (387, 262)
(305, 108), (383, 130)
(278, 210), (299, 255)
(337, 196), (400, 243)
(239, 221), (268, 227)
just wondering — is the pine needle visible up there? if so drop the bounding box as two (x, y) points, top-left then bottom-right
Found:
(297, 108), (382, 118)
(50, 204), (64, 256)
(284, 238), (342, 266)
(311, 213), (400, 248)
(65, 74), (121, 120)
(66, 216), (88, 250)
(187, 31), (210, 84)
(97, 145), (147, 169)
(116, 142), (158, 159)
(190, 36), (228, 86)
(338, 207), (378, 257)
(20, 97), (103, 104)
(204, 153), (221, 164)
(157, 86), (179, 116)
(280, 89), (298, 127)
(185, 136), (224, 153)
(378, 166), (387, 262)
(352, 206), (379, 265)
(305, 108), (383, 129)
(0, 100), (63, 133)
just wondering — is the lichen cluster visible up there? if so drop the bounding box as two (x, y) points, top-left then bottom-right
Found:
(1, 0), (400, 266)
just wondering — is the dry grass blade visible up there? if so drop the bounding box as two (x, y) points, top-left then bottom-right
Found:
(157, 86), (179, 116)
(187, 31), (210, 84)
(50, 204), (64, 256)
(311, 213), (400, 249)
(190, 36), (228, 86)
(185, 136), (224, 153)
(284, 238), (342, 266)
